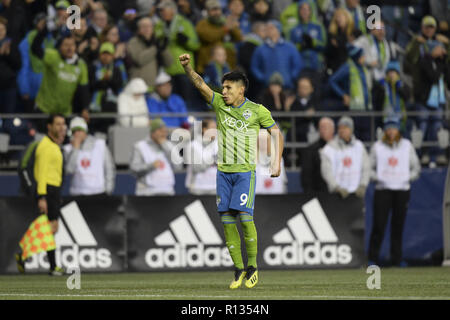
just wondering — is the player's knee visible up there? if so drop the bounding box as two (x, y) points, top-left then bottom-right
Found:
(221, 213), (237, 225)
(239, 212), (254, 224)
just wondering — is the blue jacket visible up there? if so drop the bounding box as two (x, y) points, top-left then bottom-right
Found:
(16, 33), (42, 99)
(146, 93), (189, 128)
(328, 60), (370, 107)
(289, 21), (326, 71)
(250, 39), (303, 89)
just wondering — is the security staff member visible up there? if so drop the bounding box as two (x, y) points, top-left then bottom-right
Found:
(34, 114), (67, 275)
(368, 117), (421, 267)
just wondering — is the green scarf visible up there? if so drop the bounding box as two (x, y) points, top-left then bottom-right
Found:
(349, 59), (372, 110)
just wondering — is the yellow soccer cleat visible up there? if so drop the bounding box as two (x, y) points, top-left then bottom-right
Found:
(229, 269), (246, 289)
(245, 266), (258, 288)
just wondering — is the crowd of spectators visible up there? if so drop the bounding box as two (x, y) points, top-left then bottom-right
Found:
(0, 0), (449, 168)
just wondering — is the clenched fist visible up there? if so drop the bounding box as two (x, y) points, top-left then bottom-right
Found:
(179, 54), (191, 67)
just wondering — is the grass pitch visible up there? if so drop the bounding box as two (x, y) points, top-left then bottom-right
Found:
(0, 267), (449, 300)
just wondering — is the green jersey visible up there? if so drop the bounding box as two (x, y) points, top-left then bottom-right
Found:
(210, 92), (275, 173)
(36, 49), (88, 116)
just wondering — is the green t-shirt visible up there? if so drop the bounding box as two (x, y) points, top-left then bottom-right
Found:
(36, 49), (88, 116)
(210, 92), (275, 173)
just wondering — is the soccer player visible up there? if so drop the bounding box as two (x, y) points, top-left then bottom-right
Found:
(179, 53), (284, 289)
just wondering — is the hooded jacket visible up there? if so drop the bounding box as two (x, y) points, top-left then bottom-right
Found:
(117, 78), (149, 128)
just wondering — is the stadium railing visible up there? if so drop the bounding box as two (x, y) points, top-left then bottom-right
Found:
(0, 110), (449, 170)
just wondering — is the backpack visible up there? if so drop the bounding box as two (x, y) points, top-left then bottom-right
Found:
(18, 139), (41, 196)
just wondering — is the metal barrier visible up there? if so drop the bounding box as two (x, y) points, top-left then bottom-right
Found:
(1, 110), (449, 170)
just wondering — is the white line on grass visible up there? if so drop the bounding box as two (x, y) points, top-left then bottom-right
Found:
(0, 293), (449, 300)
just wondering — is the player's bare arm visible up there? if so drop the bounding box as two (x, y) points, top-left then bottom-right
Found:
(267, 124), (284, 177)
(179, 54), (214, 103)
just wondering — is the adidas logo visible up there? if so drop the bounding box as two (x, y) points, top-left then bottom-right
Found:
(145, 200), (233, 268)
(25, 201), (112, 270)
(263, 198), (352, 266)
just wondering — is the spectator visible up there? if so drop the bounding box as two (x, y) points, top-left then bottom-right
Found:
(251, 20), (303, 91)
(196, 0), (242, 74)
(258, 72), (290, 113)
(280, 0), (319, 37)
(227, 0), (251, 35)
(320, 116), (370, 199)
(354, 20), (391, 82)
(325, 7), (354, 73)
(0, 0), (27, 43)
(86, 8), (109, 38)
(154, 0), (200, 110)
(271, 0), (293, 21)
(0, 17), (21, 115)
(249, 0), (272, 23)
(289, 76), (319, 143)
(328, 45), (373, 141)
(177, 0), (202, 25)
(301, 117), (335, 194)
(130, 118), (183, 196)
(117, 78), (150, 128)
(49, 0), (72, 40)
(146, 71), (189, 129)
(117, 6), (139, 43)
(237, 21), (266, 100)
(404, 15), (450, 167)
(289, 0), (327, 73)
(341, 0), (366, 37)
(203, 44), (230, 92)
(255, 129), (288, 194)
(185, 118), (218, 195)
(135, 0), (156, 17)
(376, 61), (410, 134)
(368, 116), (421, 267)
(31, 28), (90, 127)
(64, 117), (116, 196)
(127, 17), (171, 89)
(100, 25), (127, 64)
(88, 42), (124, 133)
(73, 17), (91, 58)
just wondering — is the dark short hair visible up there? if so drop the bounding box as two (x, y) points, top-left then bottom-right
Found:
(56, 34), (76, 48)
(222, 70), (249, 91)
(47, 113), (66, 126)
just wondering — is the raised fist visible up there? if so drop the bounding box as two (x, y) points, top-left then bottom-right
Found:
(179, 53), (190, 67)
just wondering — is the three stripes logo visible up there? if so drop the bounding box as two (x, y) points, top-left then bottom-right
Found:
(145, 200), (233, 268)
(263, 198), (352, 266)
(25, 201), (112, 270)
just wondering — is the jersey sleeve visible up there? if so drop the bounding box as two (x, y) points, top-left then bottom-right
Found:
(78, 60), (89, 85)
(209, 92), (225, 112)
(258, 104), (276, 129)
(43, 48), (60, 66)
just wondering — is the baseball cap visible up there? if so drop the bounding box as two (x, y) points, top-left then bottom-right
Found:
(150, 118), (166, 133)
(338, 116), (354, 131)
(70, 117), (88, 133)
(386, 60), (400, 74)
(269, 72), (284, 86)
(422, 15), (437, 27)
(383, 115), (400, 130)
(155, 70), (172, 86)
(205, 0), (221, 10)
(99, 42), (115, 55)
(347, 44), (364, 61)
(55, 0), (70, 10)
(157, 0), (177, 10)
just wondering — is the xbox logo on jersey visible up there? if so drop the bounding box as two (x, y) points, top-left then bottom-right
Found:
(145, 200), (233, 269)
(25, 201), (113, 270)
(263, 198), (353, 266)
